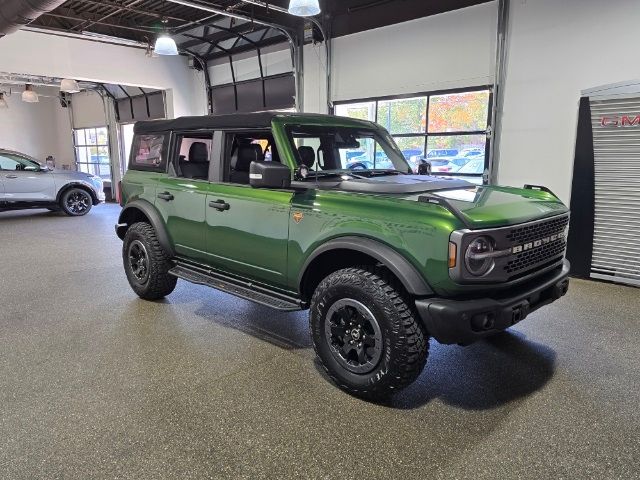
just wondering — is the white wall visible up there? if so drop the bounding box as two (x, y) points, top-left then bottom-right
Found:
(0, 87), (74, 167)
(326, 2), (497, 106)
(0, 30), (206, 118)
(498, 0), (640, 202)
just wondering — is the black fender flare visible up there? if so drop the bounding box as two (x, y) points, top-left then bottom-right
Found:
(299, 236), (433, 296)
(56, 182), (99, 205)
(116, 199), (175, 256)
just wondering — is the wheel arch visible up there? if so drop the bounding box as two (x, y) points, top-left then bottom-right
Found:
(56, 182), (99, 205)
(298, 236), (433, 301)
(116, 199), (175, 256)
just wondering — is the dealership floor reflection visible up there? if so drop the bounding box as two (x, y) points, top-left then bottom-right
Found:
(1, 204), (638, 479)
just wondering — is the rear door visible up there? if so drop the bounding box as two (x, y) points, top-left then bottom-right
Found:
(203, 131), (293, 289)
(0, 152), (55, 202)
(154, 131), (215, 263)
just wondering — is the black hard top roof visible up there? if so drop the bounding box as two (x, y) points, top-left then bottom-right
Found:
(133, 111), (377, 134)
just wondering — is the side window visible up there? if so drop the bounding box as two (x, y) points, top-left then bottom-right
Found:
(0, 154), (38, 171)
(129, 134), (166, 171)
(292, 137), (322, 170)
(0, 154), (23, 171)
(225, 132), (281, 185)
(171, 134), (212, 180)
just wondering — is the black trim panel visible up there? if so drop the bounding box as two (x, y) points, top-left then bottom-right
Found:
(299, 236), (433, 296)
(115, 199), (174, 255)
(566, 97), (595, 279)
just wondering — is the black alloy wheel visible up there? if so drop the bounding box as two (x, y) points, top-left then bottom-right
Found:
(127, 240), (150, 284)
(324, 298), (383, 374)
(61, 188), (92, 216)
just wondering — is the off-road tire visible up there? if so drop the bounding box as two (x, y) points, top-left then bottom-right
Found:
(310, 266), (429, 398)
(123, 222), (177, 300)
(60, 188), (93, 216)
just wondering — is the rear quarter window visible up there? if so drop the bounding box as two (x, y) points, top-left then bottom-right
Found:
(129, 134), (167, 172)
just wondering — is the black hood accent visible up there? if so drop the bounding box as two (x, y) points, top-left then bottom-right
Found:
(325, 175), (472, 195)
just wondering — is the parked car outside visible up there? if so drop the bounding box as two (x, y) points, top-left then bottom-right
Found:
(426, 148), (458, 158)
(457, 157), (486, 174)
(0, 149), (105, 215)
(117, 112), (570, 399)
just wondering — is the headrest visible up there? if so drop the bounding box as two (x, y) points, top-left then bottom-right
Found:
(232, 144), (263, 172)
(188, 142), (209, 163)
(298, 146), (315, 168)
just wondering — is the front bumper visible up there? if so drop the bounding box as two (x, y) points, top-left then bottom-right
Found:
(415, 260), (570, 345)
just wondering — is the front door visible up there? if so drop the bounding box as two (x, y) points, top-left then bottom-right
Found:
(153, 132), (214, 263)
(205, 184), (293, 288)
(0, 152), (55, 202)
(204, 132), (293, 289)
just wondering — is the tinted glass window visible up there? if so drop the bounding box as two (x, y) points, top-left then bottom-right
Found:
(130, 134), (166, 171)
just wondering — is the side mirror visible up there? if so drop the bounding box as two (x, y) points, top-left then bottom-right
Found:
(250, 161), (291, 189)
(417, 161), (432, 175)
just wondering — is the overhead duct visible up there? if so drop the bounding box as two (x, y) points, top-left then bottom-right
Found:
(0, 0), (67, 38)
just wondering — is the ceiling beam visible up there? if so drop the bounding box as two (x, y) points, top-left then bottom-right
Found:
(202, 34), (287, 61)
(179, 23), (269, 49)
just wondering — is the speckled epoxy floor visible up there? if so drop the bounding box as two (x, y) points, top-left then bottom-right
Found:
(1, 203), (638, 479)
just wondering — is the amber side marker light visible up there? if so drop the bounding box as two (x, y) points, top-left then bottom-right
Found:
(448, 242), (457, 268)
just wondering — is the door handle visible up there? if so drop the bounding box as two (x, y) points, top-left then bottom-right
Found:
(209, 199), (230, 211)
(5, 174), (18, 179)
(157, 192), (174, 201)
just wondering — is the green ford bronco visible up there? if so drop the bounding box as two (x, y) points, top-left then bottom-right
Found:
(116, 112), (570, 398)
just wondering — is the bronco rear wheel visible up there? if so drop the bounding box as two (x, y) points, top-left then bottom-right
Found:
(123, 222), (177, 300)
(310, 266), (429, 398)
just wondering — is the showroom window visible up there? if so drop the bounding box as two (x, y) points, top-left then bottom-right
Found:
(73, 127), (112, 181)
(334, 88), (491, 181)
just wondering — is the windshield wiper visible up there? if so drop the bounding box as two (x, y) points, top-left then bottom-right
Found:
(304, 171), (354, 180)
(364, 169), (407, 176)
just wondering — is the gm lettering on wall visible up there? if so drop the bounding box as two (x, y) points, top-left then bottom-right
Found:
(600, 115), (640, 127)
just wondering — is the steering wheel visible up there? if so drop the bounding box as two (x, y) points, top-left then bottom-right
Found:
(348, 162), (368, 170)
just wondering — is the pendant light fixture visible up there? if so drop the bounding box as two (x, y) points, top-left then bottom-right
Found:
(60, 78), (81, 93)
(0, 92), (8, 109)
(288, 0), (321, 16)
(22, 84), (39, 103)
(154, 18), (178, 56)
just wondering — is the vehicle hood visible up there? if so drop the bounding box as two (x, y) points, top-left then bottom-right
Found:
(405, 185), (569, 229)
(321, 175), (568, 229)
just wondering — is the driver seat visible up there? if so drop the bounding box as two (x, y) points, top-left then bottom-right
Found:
(298, 146), (315, 169)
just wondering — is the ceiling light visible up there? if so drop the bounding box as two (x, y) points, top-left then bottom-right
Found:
(22, 84), (39, 103)
(60, 78), (81, 93)
(0, 93), (8, 109)
(288, 0), (320, 16)
(154, 34), (178, 56)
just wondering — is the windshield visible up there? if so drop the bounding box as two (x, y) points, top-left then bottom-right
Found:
(288, 126), (412, 175)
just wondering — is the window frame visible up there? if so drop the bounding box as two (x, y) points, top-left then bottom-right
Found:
(73, 126), (112, 180)
(167, 130), (215, 182)
(332, 85), (493, 180)
(221, 129), (276, 185)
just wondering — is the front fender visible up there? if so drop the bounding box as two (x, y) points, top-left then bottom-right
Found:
(298, 236), (433, 296)
(116, 199), (175, 256)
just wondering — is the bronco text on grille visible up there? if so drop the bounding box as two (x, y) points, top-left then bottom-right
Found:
(504, 214), (569, 278)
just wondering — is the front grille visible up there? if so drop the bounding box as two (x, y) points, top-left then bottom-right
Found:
(505, 238), (566, 275)
(503, 215), (569, 278)
(449, 212), (569, 284)
(505, 215), (569, 244)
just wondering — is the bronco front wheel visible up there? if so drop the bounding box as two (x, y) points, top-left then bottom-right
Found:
(123, 222), (177, 300)
(310, 267), (429, 398)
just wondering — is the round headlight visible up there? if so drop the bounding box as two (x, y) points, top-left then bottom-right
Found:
(465, 236), (495, 276)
